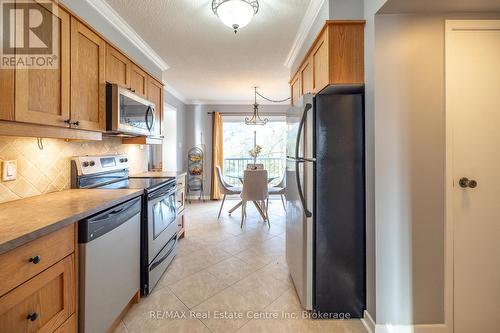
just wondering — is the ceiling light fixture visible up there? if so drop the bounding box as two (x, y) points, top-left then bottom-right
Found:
(212, 0), (259, 34)
(245, 87), (291, 126)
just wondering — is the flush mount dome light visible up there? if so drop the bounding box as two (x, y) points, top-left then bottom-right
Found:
(212, 0), (259, 33)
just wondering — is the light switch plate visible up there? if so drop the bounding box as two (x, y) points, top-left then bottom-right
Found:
(2, 160), (17, 181)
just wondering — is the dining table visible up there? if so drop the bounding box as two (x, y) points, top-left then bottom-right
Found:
(225, 172), (278, 221)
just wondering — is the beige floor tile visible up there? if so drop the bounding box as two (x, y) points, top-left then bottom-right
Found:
(112, 320), (129, 333)
(234, 247), (275, 270)
(206, 257), (258, 286)
(265, 288), (303, 313)
(192, 288), (259, 333)
(158, 250), (215, 287)
(230, 270), (291, 309)
(150, 319), (210, 333)
(119, 198), (356, 333)
(259, 261), (292, 286)
(236, 317), (308, 333)
(170, 270), (229, 308)
(123, 287), (188, 333)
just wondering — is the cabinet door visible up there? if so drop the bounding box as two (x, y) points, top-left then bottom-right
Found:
(130, 64), (148, 98)
(0, 69), (14, 121)
(0, 255), (75, 333)
(301, 58), (313, 95)
(70, 18), (106, 131)
(14, 2), (70, 127)
(312, 33), (329, 93)
(147, 77), (163, 136)
(290, 74), (301, 106)
(106, 45), (131, 88)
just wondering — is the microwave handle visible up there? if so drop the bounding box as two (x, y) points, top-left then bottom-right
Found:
(145, 105), (155, 131)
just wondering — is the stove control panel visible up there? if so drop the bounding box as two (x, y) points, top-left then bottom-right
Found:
(72, 154), (129, 176)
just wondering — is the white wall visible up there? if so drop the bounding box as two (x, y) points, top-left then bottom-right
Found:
(373, 11), (500, 328)
(364, 0), (388, 322)
(164, 90), (187, 171)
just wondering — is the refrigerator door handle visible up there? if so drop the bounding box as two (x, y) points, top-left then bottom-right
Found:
(294, 103), (313, 218)
(295, 103), (313, 160)
(296, 159), (313, 218)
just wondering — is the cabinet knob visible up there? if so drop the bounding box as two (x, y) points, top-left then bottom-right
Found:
(29, 255), (41, 264)
(27, 312), (38, 321)
(459, 177), (478, 189)
(71, 120), (80, 127)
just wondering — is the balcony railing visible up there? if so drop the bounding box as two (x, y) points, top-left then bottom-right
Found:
(223, 157), (285, 187)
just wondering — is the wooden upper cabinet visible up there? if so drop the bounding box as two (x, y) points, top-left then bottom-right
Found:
(14, 2), (70, 127)
(0, 69), (14, 121)
(290, 74), (301, 106)
(147, 78), (163, 136)
(329, 22), (365, 84)
(301, 57), (313, 95)
(290, 20), (365, 95)
(312, 33), (329, 92)
(130, 64), (148, 98)
(106, 45), (131, 88)
(70, 18), (106, 132)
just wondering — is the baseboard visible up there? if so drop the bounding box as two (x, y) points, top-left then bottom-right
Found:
(361, 310), (376, 333)
(375, 323), (449, 333)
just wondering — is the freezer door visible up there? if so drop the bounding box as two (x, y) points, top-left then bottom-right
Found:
(285, 94), (314, 310)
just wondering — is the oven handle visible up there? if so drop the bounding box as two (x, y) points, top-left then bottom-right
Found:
(148, 186), (177, 201)
(150, 234), (177, 271)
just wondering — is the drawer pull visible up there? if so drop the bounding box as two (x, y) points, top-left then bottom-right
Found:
(29, 255), (41, 264)
(27, 312), (38, 321)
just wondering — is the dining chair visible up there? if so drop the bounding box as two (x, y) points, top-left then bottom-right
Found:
(269, 176), (286, 211)
(246, 163), (264, 170)
(240, 169), (270, 228)
(215, 166), (242, 219)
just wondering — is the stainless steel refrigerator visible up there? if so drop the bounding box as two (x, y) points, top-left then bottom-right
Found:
(285, 85), (365, 317)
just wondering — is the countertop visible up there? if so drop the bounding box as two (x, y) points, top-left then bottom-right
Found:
(0, 189), (143, 254)
(130, 171), (187, 178)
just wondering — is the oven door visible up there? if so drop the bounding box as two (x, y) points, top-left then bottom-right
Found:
(147, 186), (178, 262)
(108, 84), (158, 136)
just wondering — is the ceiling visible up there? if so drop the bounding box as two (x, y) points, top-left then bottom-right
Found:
(379, 0), (500, 14)
(105, 0), (309, 104)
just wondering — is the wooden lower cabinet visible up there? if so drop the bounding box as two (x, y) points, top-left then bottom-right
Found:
(54, 315), (76, 333)
(0, 224), (74, 297)
(0, 255), (75, 333)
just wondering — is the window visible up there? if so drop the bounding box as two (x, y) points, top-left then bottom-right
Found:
(222, 115), (286, 186)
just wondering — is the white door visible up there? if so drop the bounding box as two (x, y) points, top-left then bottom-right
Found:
(446, 20), (500, 333)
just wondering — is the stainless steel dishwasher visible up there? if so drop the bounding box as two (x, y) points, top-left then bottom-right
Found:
(78, 197), (142, 333)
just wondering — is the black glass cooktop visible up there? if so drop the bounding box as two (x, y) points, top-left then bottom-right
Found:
(97, 177), (175, 192)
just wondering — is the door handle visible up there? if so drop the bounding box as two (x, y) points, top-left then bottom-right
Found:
(459, 177), (477, 189)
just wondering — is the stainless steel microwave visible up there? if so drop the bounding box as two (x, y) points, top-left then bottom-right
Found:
(106, 83), (159, 136)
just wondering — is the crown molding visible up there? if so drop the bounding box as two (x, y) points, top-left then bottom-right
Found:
(84, 0), (169, 71)
(284, 0), (326, 69)
(163, 82), (188, 105)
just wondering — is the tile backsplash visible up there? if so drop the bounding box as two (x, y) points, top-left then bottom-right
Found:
(0, 136), (149, 203)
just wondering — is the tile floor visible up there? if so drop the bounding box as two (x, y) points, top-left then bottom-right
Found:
(114, 199), (367, 333)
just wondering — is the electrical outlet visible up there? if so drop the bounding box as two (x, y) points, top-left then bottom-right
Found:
(2, 160), (17, 181)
